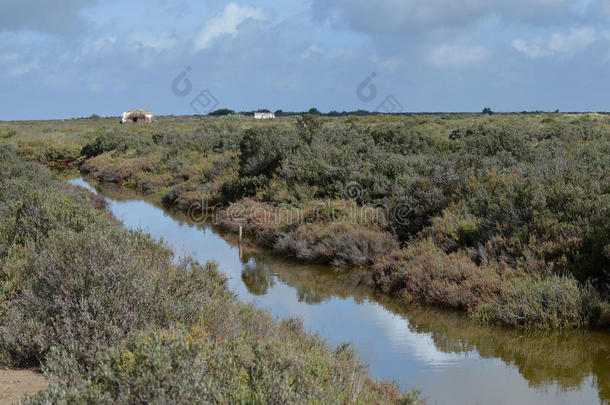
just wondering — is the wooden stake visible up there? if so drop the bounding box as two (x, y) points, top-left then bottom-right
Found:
(239, 225), (243, 260)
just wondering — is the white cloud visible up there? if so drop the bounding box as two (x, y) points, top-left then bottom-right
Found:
(370, 55), (401, 70)
(511, 39), (549, 59)
(427, 44), (489, 68)
(194, 3), (265, 51)
(6, 58), (39, 77)
(300, 45), (322, 59)
(0, 53), (20, 63)
(0, 52), (39, 77)
(81, 36), (117, 55)
(548, 27), (596, 56)
(127, 31), (177, 52)
(512, 27), (596, 59)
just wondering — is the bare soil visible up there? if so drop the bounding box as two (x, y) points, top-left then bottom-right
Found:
(0, 370), (47, 404)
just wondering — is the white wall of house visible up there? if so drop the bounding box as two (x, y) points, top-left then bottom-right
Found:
(254, 112), (275, 119)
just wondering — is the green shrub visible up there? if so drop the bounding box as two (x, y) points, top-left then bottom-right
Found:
(1, 129), (16, 139)
(474, 275), (601, 329)
(221, 175), (270, 202)
(0, 151), (230, 367)
(0, 225), (227, 368)
(372, 240), (501, 310)
(425, 207), (483, 252)
(28, 322), (415, 404)
(238, 127), (296, 178)
(80, 130), (148, 158)
(274, 222), (399, 266)
(215, 199), (397, 266)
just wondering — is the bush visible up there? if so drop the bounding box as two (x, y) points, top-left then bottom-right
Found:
(0, 226), (227, 368)
(372, 240), (501, 310)
(221, 175), (270, 202)
(28, 323), (417, 404)
(275, 222), (398, 266)
(388, 178), (449, 241)
(238, 127), (296, 178)
(80, 130), (147, 158)
(1, 129), (16, 139)
(474, 275), (601, 329)
(29, 319), (416, 404)
(424, 207), (483, 252)
(596, 301), (610, 329)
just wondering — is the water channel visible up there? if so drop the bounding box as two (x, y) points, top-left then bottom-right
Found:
(70, 178), (609, 405)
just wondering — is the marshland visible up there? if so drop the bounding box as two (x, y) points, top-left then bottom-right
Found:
(0, 113), (608, 403)
(4, 0), (610, 403)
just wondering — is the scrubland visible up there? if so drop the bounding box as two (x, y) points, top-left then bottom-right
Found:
(0, 146), (415, 403)
(1, 112), (608, 329)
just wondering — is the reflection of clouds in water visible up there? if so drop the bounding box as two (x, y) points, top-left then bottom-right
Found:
(359, 302), (467, 368)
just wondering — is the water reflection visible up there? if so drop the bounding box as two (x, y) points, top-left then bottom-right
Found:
(70, 178), (609, 405)
(239, 251), (356, 305)
(241, 258), (275, 296)
(405, 307), (610, 400)
(234, 245), (610, 403)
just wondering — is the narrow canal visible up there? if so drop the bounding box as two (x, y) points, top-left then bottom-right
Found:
(70, 178), (610, 405)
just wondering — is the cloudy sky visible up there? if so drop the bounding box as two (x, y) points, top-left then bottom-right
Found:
(1, 0), (610, 119)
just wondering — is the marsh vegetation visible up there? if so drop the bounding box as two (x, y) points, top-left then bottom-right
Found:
(1, 113), (609, 330)
(0, 147), (415, 403)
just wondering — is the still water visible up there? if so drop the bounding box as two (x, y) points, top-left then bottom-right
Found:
(70, 178), (609, 405)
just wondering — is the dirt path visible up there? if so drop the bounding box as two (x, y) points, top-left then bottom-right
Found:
(0, 370), (47, 404)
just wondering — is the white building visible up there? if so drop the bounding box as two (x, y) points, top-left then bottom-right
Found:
(254, 112), (275, 119)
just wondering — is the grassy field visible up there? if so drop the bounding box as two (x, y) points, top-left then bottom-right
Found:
(1, 113), (609, 330)
(0, 146), (417, 403)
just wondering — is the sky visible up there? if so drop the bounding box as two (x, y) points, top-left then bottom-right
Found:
(1, 0), (610, 119)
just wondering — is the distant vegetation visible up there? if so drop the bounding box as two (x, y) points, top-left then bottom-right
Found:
(0, 146), (414, 403)
(1, 112), (608, 329)
(209, 108), (235, 116)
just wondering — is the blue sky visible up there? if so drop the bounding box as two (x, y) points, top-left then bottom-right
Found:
(1, 0), (610, 119)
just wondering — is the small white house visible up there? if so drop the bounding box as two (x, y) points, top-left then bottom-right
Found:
(254, 112), (275, 119)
